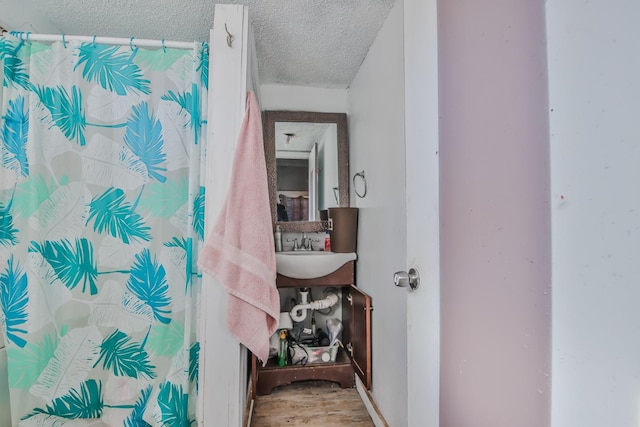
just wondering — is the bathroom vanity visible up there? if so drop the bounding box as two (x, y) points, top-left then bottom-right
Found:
(254, 109), (370, 396)
(251, 260), (372, 396)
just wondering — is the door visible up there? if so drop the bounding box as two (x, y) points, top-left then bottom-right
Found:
(308, 142), (318, 220)
(342, 285), (372, 389)
(403, 0), (440, 426)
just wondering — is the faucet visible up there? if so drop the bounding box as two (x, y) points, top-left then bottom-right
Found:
(287, 237), (300, 251)
(288, 234), (320, 251)
(288, 234), (311, 251)
(300, 233), (321, 251)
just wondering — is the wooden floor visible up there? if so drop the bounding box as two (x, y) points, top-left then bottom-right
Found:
(250, 381), (375, 427)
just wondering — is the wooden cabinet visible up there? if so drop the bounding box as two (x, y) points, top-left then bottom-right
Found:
(251, 260), (372, 397)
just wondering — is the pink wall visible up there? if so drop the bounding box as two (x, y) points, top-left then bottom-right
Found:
(438, 1), (551, 426)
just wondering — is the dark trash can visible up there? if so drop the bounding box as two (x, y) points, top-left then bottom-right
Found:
(328, 207), (358, 253)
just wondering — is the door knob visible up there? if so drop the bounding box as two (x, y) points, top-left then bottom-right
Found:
(393, 268), (420, 291)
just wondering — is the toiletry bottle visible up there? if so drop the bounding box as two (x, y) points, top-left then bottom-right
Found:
(278, 330), (287, 366)
(274, 225), (283, 252)
(324, 231), (331, 251)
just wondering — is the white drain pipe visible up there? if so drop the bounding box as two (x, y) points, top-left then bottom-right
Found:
(290, 290), (339, 322)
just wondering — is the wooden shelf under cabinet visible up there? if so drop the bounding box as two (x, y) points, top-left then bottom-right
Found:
(252, 349), (355, 396)
(251, 261), (371, 397)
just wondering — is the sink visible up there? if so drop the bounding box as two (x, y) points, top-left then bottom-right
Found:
(275, 251), (357, 279)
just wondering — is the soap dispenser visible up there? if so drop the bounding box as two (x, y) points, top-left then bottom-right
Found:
(274, 225), (283, 252)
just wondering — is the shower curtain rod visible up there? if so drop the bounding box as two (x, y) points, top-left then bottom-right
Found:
(9, 32), (197, 50)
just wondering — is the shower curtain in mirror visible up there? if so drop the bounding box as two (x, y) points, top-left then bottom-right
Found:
(0, 34), (208, 426)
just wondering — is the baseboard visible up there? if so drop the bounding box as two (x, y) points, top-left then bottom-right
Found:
(355, 377), (389, 427)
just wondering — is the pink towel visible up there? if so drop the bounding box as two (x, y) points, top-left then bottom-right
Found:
(198, 92), (279, 364)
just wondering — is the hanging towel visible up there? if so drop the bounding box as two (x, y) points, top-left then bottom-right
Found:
(198, 91), (279, 364)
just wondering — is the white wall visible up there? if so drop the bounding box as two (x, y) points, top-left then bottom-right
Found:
(547, 1), (640, 426)
(0, 0), (60, 33)
(260, 84), (347, 112)
(348, 2), (408, 426)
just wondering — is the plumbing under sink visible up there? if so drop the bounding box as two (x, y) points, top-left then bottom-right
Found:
(275, 251), (357, 279)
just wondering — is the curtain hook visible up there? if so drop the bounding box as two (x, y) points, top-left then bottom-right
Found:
(130, 36), (134, 51)
(92, 35), (97, 47)
(26, 32), (31, 43)
(161, 38), (166, 53)
(10, 32), (24, 52)
(62, 33), (67, 48)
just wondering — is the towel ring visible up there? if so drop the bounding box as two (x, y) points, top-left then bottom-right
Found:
(353, 170), (367, 198)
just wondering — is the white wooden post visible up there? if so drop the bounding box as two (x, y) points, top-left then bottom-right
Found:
(198, 5), (251, 427)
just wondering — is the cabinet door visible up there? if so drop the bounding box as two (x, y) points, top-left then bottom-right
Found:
(342, 285), (372, 389)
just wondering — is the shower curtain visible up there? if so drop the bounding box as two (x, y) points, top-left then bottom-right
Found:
(0, 34), (208, 426)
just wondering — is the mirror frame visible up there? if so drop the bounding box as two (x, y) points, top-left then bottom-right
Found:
(264, 110), (349, 232)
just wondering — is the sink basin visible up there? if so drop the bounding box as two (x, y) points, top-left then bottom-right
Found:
(275, 251), (357, 279)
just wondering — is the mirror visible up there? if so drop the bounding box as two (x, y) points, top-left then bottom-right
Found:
(264, 111), (349, 232)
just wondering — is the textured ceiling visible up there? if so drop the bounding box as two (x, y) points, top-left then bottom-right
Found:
(5, 0), (396, 89)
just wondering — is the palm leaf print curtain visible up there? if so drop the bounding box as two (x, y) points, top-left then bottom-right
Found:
(0, 34), (208, 426)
